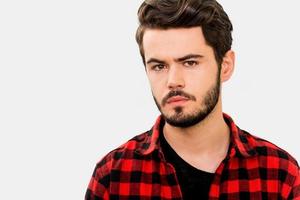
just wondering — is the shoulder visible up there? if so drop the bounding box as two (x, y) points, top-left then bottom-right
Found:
(243, 129), (299, 173)
(86, 131), (151, 197)
(93, 130), (150, 176)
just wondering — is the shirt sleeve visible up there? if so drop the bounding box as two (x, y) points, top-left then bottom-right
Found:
(85, 159), (112, 200)
(288, 169), (300, 200)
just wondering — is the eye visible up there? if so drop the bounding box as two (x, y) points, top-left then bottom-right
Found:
(151, 64), (166, 71)
(184, 60), (198, 67)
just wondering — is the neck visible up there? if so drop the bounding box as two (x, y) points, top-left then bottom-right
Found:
(162, 101), (230, 172)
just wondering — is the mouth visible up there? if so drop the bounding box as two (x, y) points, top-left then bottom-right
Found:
(166, 96), (189, 105)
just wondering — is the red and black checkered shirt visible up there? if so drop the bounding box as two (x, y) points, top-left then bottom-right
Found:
(85, 113), (300, 199)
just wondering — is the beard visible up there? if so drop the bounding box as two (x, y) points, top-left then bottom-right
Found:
(153, 70), (221, 128)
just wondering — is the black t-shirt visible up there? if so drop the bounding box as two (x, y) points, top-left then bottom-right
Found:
(159, 130), (214, 200)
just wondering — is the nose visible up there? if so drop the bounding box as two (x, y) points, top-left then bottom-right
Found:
(167, 65), (185, 90)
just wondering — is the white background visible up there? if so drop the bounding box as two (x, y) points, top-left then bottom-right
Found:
(0, 0), (299, 199)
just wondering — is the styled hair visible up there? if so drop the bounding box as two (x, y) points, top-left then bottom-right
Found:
(136, 0), (233, 66)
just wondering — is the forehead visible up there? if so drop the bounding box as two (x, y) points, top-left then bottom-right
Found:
(142, 27), (211, 60)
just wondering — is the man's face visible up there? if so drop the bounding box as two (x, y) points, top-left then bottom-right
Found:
(143, 27), (221, 128)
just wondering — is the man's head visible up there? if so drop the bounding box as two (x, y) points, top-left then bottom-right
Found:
(136, 0), (235, 127)
(136, 0), (233, 67)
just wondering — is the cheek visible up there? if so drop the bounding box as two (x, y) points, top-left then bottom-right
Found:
(187, 71), (216, 95)
(149, 78), (166, 101)
(151, 84), (164, 100)
(187, 71), (207, 86)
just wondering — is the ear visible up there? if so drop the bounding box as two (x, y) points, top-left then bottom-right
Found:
(220, 50), (235, 83)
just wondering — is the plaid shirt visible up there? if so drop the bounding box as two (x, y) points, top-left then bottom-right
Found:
(85, 113), (300, 199)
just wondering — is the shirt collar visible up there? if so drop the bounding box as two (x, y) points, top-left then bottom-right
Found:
(135, 113), (257, 158)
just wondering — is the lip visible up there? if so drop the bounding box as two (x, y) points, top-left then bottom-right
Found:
(166, 96), (189, 104)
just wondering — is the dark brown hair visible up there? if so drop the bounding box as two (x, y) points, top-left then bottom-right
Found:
(136, 0), (233, 66)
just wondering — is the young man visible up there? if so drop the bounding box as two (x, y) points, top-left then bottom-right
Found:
(85, 0), (300, 199)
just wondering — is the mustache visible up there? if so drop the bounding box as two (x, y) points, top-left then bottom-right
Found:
(162, 90), (196, 106)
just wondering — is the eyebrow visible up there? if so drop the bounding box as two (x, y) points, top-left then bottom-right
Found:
(146, 58), (165, 65)
(175, 54), (203, 62)
(146, 54), (204, 65)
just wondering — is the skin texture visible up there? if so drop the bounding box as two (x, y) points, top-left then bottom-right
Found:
(143, 27), (235, 172)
